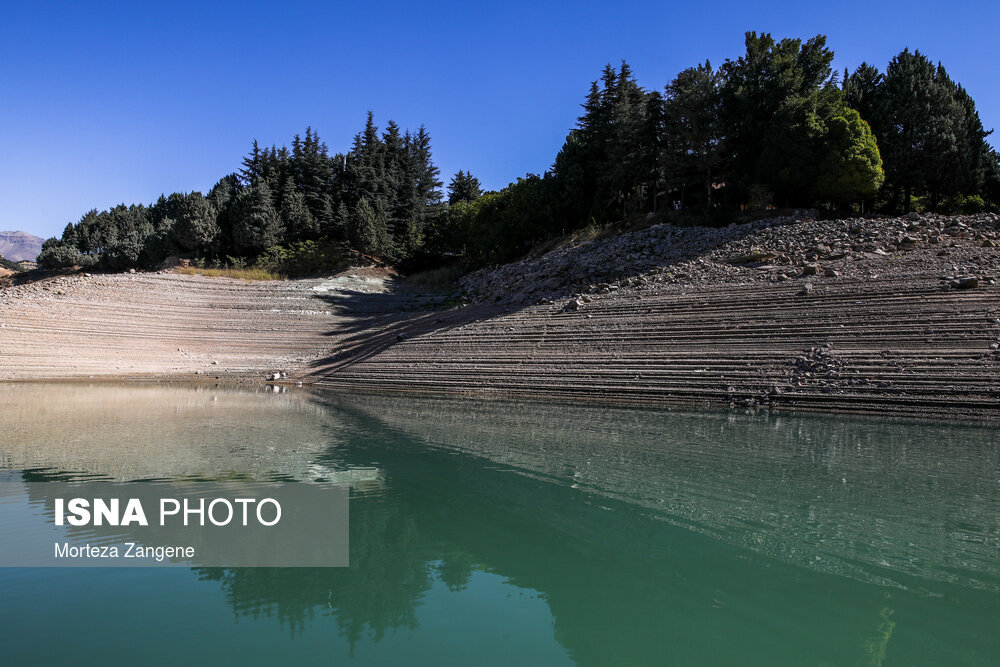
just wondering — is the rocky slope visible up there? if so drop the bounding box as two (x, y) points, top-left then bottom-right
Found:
(0, 230), (44, 262)
(460, 212), (1000, 303)
(2, 213), (999, 420)
(315, 212), (1000, 420)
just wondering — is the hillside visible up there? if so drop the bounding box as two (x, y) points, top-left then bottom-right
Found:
(0, 230), (44, 262)
(1, 212), (999, 420)
(313, 212), (1000, 420)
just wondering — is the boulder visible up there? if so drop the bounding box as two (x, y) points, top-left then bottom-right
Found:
(957, 276), (979, 289)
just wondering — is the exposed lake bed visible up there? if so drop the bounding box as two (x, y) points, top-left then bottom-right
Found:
(3, 212), (1000, 421)
(1, 382), (997, 664)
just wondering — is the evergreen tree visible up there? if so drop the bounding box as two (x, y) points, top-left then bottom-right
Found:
(813, 106), (885, 207)
(447, 171), (483, 204)
(851, 50), (993, 210)
(279, 180), (317, 242)
(351, 197), (390, 257)
(663, 61), (723, 207)
(233, 182), (283, 254)
(842, 63), (883, 127)
(172, 192), (218, 252)
(551, 61), (660, 222)
(720, 33), (836, 205)
(206, 174), (242, 256)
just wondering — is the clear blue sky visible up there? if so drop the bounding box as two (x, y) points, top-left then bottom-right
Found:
(2, 0), (997, 239)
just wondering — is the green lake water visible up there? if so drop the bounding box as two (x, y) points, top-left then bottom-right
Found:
(0, 383), (997, 665)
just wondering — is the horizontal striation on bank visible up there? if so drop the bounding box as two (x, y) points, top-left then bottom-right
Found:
(313, 275), (1000, 420)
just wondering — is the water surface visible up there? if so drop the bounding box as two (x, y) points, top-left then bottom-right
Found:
(0, 383), (997, 665)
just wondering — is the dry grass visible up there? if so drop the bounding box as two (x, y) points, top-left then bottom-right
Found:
(174, 266), (285, 281)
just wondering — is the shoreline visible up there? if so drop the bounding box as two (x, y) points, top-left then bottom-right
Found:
(3, 213), (999, 422)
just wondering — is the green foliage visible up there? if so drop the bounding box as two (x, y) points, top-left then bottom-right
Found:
(984, 149), (1000, 207)
(232, 182), (283, 254)
(171, 192), (218, 252)
(0, 255), (22, 272)
(720, 32), (836, 205)
(846, 50), (993, 211)
(447, 170), (482, 204)
(959, 195), (988, 214)
(350, 197), (390, 257)
(259, 240), (346, 277)
(551, 62), (661, 224)
(814, 107), (885, 206)
(433, 175), (562, 266)
(663, 61), (723, 208)
(46, 36), (996, 277)
(37, 243), (96, 270)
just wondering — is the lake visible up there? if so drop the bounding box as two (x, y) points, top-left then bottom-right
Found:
(0, 383), (997, 665)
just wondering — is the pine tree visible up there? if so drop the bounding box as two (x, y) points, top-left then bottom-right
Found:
(172, 192), (218, 252)
(551, 61), (660, 221)
(664, 61), (723, 207)
(447, 170), (482, 204)
(842, 63), (883, 128)
(233, 181), (283, 254)
(720, 33), (836, 205)
(239, 140), (263, 185)
(351, 197), (390, 257)
(280, 180), (317, 242)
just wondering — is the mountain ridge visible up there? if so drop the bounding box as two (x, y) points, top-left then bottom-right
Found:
(0, 230), (44, 262)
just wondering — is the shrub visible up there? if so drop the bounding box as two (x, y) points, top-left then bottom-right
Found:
(260, 241), (346, 277)
(37, 244), (96, 270)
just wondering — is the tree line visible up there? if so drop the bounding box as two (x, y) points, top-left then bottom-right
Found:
(40, 32), (999, 273)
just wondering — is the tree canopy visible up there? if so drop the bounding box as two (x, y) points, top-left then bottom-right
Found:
(39, 33), (997, 274)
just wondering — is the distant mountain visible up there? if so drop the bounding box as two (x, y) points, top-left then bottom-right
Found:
(0, 231), (45, 262)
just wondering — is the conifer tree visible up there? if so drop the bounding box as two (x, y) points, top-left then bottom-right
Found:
(813, 106), (884, 207)
(856, 50), (993, 210)
(172, 192), (218, 252)
(720, 33), (836, 204)
(664, 61), (723, 207)
(233, 181), (283, 254)
(351, 197), (390, 257)
(447, 171), (482, 204)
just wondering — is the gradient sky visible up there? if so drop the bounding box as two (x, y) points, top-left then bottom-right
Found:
(2, 1), (997, 239)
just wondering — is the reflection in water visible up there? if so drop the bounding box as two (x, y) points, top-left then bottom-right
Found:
(0, 383), (350, 481)
(329, 393), (1000, 593)
(0, 384), (998, 665)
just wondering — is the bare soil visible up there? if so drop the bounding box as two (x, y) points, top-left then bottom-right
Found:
(2, 214), (999, 421)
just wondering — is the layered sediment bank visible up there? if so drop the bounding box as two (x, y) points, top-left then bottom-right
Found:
(2, 213), (999, 419)
(0, 272), (339, 378)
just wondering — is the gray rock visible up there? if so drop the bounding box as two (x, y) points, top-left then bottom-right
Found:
(798, 283), (814, 296)
(957, 276), (979, 289)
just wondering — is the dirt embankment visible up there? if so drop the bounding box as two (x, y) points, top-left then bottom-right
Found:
(2, 213), (999, 420)
(0, 271), (336, 379)
(316, 212), (1000, 420)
